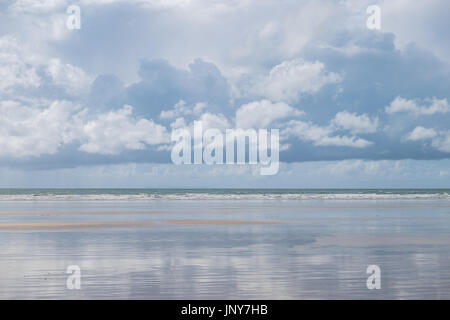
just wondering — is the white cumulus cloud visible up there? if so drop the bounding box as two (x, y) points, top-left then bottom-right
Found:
(431, 131), (450, 153)
(46, 59), (93, 96)
(405, 126), (450, 153)
(0, 36), (92, 97)
(8, 0), (67, 13)
(0, 36), (41, 92)
(235, 99), (303, 129)
(386, 96), (450, 115)
(282, 120), (373, 148)
(79, 105), (170, 155)
(0, 100), (81, 157)
(255, 59), (342, 103)
(332, 111), (378, 134)
(160, 100), (207, 119)
(406, 126), (437, 141)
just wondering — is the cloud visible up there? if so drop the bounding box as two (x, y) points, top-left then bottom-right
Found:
(9, 0), (248, 14)
(406, 126), (437, 141)
(431, 131), (450, 153)
(5, 158), (450, 188)
(282, 120), (373, 148)
(405, 126), (450, 153)
(332, 111), (378, 134)
(0, 36), (41, 92)
(167, 111), (231, 140)
(160, 100), (206, 119)
(386, 96), (450, 115)
(254, 58), (342, 103)
(1, 0), (450, 174)
(0, 35), (92, 101)
(0, 100), (80, 157)
(321, 159), (394, 177)
(126, 58), (231, 119)
(381, 0), (450, 64)
(8, 0), (67, 14)
(235, 99), (303, 129)
(197, 112), (230, 131)
(46, 59), (93, 96)
(79, 105), (169, 155)
(87, 74), (125, 111)
(0, 99), (170, 159)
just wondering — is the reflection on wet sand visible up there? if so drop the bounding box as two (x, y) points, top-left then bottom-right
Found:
(0, 221), (155, 230)
(162, 219), (288, 225)
(0, 199), (449, 299)
(0, 219), (289, 230)
(315, 234), (450, 247)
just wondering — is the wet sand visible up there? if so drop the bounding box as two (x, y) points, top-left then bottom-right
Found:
(0, 221), (155, 230)
(0, 219), (288, 230)
(315, 234), (450, 247)
(162, 219), (287, 225)
(1, 199), (449, 299)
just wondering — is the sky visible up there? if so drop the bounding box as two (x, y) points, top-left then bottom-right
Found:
(0, 0), (449, 188)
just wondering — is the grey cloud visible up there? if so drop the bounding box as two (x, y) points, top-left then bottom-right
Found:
(126, 58), (232, 119)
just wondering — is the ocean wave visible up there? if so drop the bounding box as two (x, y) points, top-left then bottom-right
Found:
(0, 192), (449, 201)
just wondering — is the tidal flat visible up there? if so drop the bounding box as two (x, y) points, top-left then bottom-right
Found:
(0, 199), (449, 299)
